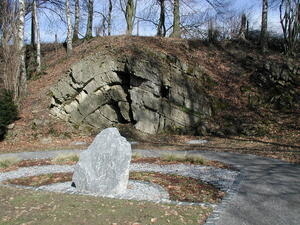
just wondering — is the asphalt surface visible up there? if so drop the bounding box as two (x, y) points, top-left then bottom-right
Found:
(1, 148), (300, 225)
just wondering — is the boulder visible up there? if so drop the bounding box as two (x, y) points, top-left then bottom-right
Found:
(72, 128), (132, 195)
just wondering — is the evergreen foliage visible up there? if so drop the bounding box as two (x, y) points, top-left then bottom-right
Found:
(0, 89), (18, 140)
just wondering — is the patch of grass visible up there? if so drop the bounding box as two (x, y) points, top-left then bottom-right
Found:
(0, 185), (211, 225)
(0, 157), (20, 168)
(162, 153), (206, 165)
(132, 152), (142, 159)
(52, 153), (79, 164)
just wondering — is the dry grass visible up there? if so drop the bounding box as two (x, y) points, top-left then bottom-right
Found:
(52, 153), (79, 164)
(161, 153), (206, 165)
(0, 157), (20, 168)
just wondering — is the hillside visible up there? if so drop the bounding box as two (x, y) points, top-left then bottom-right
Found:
(1, 36), (299, 162)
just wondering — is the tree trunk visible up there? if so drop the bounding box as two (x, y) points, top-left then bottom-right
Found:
(73, 0), (80, 40)
(170, 0), (180, 38)
(31, 0), (41, 72)
(107, 0), (112, 36)
(238, 13), (247, 40)
(66, 0), (73, 56)
(125, 0), (135, 35)
(16, 0), (27, 100)
(260, 0), (268, 53)
(31, 2), (36, 47)
(85, 0), (94, 38)
(157, 0), (166, 36)
(280, 0), (300, 55)
(298, 3), (300, 25)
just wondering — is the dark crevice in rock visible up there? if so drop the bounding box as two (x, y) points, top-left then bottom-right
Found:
(108, 81), (122, 86)
(160, 82), (170, 99)
(109, 100), (129, 124)
(69, 71), (94, 93)
(69, 70), (77, 84)
(76, 105), (85, 117)
(93, 86), (106, 93)
(144, 105), (158, 113)
(50, 96), (62, 108)
(114, 70), (137, 125)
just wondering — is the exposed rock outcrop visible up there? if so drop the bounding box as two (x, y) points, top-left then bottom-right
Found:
(50, 49), (213, 134)
(251, 61), (300, 109)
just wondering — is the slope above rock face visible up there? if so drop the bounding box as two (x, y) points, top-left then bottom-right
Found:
(50, 47), (212, 134)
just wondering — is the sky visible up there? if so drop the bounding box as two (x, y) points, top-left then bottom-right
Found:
(24, 0), (284, 43)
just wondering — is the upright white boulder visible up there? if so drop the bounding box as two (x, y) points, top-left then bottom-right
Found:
(72, 128), (132, 195)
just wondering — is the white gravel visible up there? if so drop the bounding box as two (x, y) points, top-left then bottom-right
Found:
(0, 162), (239, 204)
(186, 139), (208, 144)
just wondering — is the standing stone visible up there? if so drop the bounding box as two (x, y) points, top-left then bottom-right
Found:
(72, 128), (132, 195)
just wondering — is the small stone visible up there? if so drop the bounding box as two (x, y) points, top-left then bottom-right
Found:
(7, 123), (15, 129)
(72, 128), (132, 195)
(71, 141), (87, 146)
(186, 139), (208, 144)
(151, 218), (158, 223)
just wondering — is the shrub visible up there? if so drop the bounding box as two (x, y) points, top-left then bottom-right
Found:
(0, 89), (18, 140)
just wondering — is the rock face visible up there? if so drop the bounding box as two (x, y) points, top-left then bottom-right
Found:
(72, 128), (132, 195)
(251, 61), (300, 109)
(50, 49), (213, 134)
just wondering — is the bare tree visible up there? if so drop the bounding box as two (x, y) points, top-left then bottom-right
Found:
(31, 0), (41, 72)
(66, 0), (73, 55)
(280, 0), (300, 54)
(16, 0), (27, 99)
(86, 0), (94, 38)
(73, 0), (80, 40)
(238, 13), (247, 40)
(124, 0), (136, 35)
(107, 0), (113, 35)
(0, 0), (19, 95)
(95, 14), (107, 36)
(261, 0), (269, 52)
(170, 0), (181, 38)
(157, 0), (166, 36)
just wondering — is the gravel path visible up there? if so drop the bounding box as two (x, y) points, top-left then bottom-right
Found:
(2, 148), (298, 225)
(0, 159), (237, 206)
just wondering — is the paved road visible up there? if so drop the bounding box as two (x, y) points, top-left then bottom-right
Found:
(1, 149), (300, 225)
